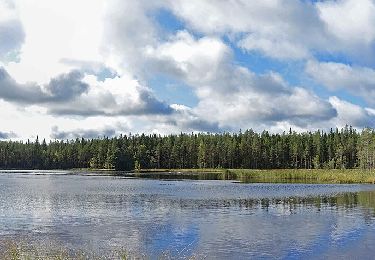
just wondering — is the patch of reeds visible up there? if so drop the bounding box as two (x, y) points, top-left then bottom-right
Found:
(0, 239), (202, 260)
(0, 240), (145, 260)
(226, 169), (375, 184)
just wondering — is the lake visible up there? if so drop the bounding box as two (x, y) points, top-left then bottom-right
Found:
(1, 171), (375, 259)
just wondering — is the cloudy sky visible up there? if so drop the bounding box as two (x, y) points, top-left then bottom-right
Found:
(1, 0), (375, 140)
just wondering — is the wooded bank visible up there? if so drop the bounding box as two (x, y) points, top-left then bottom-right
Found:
(1, 126), (375, 171)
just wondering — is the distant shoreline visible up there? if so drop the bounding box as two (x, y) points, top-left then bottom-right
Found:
(1, 168), (375, 184)
(132, 168), (375, 184)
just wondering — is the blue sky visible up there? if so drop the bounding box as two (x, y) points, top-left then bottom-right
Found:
(149, 1), (375, 115)
(1, 0), (375, 140)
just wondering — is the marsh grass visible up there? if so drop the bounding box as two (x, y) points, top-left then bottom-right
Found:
(0, 240), (145, 260)
(227, 169), (375, 184)
(0, 240), (203, 260)
(139, 168), (375, 184)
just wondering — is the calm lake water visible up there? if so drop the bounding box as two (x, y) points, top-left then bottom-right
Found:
(1, 171), (375, 259)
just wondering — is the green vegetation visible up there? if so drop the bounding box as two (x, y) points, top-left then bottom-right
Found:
(0, 240), (141, 260)
(0, 240), (201, 260)
(1, 126), (375, 173)
(225, 169), (375, 184)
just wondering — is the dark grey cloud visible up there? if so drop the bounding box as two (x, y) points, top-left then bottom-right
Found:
(0, 67), (174, 117)
(0, 67), (88, 104)
(48, 88), (173, 117)
(59, 59), (118, 81)
(0, 67), (46, 103)
(253, 88), (338, 126)
(0, 131), (17, 139)
(166, 117), (221, 133)
(46, 70), (89, 101)
(50, 126), (117, 140)
(137, 90), (174, 115)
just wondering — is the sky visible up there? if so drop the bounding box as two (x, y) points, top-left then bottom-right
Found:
(1, 0), (375, 140)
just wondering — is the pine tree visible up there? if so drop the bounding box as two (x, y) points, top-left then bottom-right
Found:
(197, 140), (206, 169)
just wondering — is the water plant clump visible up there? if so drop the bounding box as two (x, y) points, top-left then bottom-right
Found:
(226, 169), (375, 184)
(0, 240), (146, 260)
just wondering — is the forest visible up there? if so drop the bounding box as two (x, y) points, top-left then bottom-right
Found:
(0, 126), (375, 171)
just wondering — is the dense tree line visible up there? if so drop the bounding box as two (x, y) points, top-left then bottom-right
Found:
(0, 126), (375, 171)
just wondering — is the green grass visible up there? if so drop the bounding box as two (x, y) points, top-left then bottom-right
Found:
(225, 169), (375, 184)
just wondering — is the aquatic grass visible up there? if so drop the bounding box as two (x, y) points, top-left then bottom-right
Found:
(0, 241), (88, 260)
(0, 240), (202, 260)
(0, 240), (133, 260)
(227, 169), (375, 184)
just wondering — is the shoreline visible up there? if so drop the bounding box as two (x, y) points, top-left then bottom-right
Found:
(1, 168), (375, 184)
(132, 168), (375, 184)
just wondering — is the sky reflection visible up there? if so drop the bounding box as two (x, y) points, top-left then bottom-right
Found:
(0, 172), (374, 258)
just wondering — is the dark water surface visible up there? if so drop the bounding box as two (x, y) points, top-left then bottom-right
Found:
(1, 171), (375, 259)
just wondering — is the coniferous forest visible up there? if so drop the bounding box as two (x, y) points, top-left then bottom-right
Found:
(1, 126), (375, 171)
